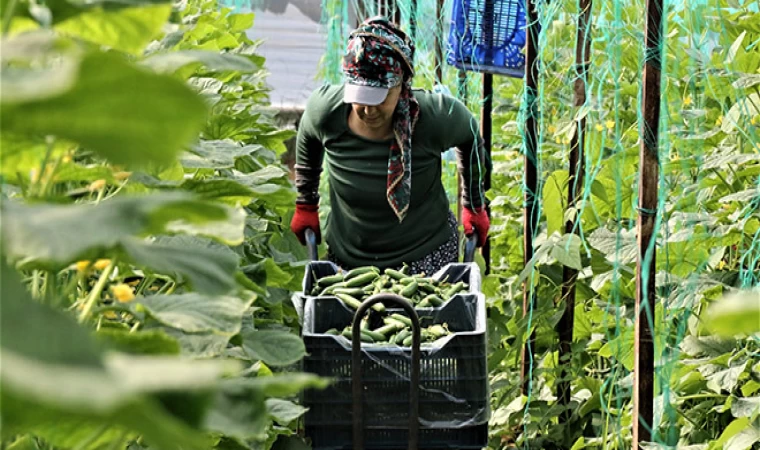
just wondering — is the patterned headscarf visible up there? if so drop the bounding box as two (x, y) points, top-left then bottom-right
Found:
(343, 17), (419, 222)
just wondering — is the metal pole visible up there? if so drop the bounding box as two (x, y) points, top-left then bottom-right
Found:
(521, 0), (540, 394)
(557, 0), (592, 420)
(435, 0), (444, 84)
(481, 73), (493, 275)
(634, 0), (663, 445)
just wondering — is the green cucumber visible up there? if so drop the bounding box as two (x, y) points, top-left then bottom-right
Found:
(345, 271), (379, 288)
(317, 273), (344, 288)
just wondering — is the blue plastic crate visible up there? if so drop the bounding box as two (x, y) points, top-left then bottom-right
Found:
(446, 0), (527, 77)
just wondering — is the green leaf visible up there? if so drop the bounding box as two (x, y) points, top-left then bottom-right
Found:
(96, 329), (180, 355)
(550, 233), (583, 270)
(142, 50), (259, 74)
(722, 93), (760, 134)
(134, 293), (252, 335)
(1, 193), (230, 270)
(598, 329), (634, 371)
(163, 329), (231, 358)
(706, 362), (748, 394)
(731, 396), (760, 418)
(266, 398), (309, 425)
(722, 419), (760, 450)
(181, 141), (264, 169)
(54, 4), (171, 54)
(587, 226), (638, 265)
(704, 290), (760, 336)
(6, 436), (39, 450)
(542, 170), (568, 236)
(205, 380), (269, 441)
(242, 330), (306, 367)
(123, 235), (239, 295)
(1, 52), (207, 167)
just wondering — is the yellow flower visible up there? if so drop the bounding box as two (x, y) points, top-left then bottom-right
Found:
(548, 125), (557, 134)
(595, 124), (604, 132)
(716, 115), (723, 126)
(88, 179), (107, 191)
(93, 259), (111, 270)
(111, 284), (135, 303)
(103, 311), (118, 319)
(113, 171), (132, 181)
(562, 137), (571, 145)
(554, 137), (561, 144)
(75, 260), (91, 272)
(605, 120), (615, 130)
(751, 115), (759, 126)
(671, 154), (680, 161)
(717, 260), (727, 270)
(683, 95), (692, 106)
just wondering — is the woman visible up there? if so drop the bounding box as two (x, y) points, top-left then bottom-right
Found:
(290, 16), (489, 275)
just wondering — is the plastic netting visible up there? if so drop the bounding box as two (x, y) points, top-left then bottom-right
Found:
(236, 0), (760, 447)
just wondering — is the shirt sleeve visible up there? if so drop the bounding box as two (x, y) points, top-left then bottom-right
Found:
(438, 96), (487, 210)
(294, 90), (326, 205)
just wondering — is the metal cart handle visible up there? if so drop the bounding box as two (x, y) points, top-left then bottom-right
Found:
(351, 294), (420, 450)
(464, 231), (478, 263)
(305, 228), (318, 262)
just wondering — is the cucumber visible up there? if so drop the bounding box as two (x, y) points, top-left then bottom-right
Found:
(384, 268), (407, 280)
(344, 266), (379, 281)
(428, 324), (447, 338)
(325, 328), (339, 336)
(345, 271), (378, 288)
(362, 329), (386, 341)
(400, 281), (418, 298)
(375, 323), (403, 336)
(333, 287), (366, 297)
(422, 294), (445, 307)
(335, 293), (362, 310)
(393, 329), (411, 345)
(402, 335), (414, 347)
(317, 273), (344, 288)
(390, 313), (413, 327)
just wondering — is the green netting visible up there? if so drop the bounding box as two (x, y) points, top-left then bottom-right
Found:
(317, 0), (760, 448)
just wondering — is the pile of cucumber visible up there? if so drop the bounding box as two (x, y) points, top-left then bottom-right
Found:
(325, 313), (450, 346)
(310, 265), (469, 309)
(311, 265), (470, 346)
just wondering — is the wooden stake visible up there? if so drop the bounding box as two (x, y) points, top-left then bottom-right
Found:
(634, 0), (663, 445)
(557, 0), (592, 420)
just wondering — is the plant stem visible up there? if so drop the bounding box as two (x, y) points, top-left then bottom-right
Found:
(1, 0), (18, 36)
(31, 270), (41, 299)
(78, 259), (117, 324)
(678, 393), (726, 401)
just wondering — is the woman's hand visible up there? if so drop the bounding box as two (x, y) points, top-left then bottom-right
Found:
(462, 207), (489, 247)
(290, 204), (321, 245)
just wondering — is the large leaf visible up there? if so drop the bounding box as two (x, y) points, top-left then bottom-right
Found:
(1, 193), (231, 270)
(163, 329), (231, 358)
(1, 52), (207, 167)
(731, 396), (760, 418)
(134, 293), (252, 335)
(722, 92), (760, 134)
(266, 399), (308, 425)
(142, 50), (260, 75)
(204, 380), (270, 441)
(704, 290), (760, 337)
(123, 235), (239, 295)
(54, 4), (171, 54)
(242, 330), (306, 367)
(181, 141), (265, 169)
(587, 226), (638, 265)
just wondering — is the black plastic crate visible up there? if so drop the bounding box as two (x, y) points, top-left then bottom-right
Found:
(300, 291), (489, 450)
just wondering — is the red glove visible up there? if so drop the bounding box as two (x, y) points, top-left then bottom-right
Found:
(462, 207), (489, 247)
(290, 204), (321, 245)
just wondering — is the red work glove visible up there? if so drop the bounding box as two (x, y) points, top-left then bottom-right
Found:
(462, 207), (489, 247)
(290, 204), (321, 245)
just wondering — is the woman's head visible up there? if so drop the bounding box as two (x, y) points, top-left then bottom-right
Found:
(342, 17), (414, 113)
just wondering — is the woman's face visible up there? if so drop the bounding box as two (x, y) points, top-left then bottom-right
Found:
(352, 85), (402, 131)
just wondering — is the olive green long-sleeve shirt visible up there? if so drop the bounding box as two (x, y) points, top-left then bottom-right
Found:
(295, 84), (485, 268)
